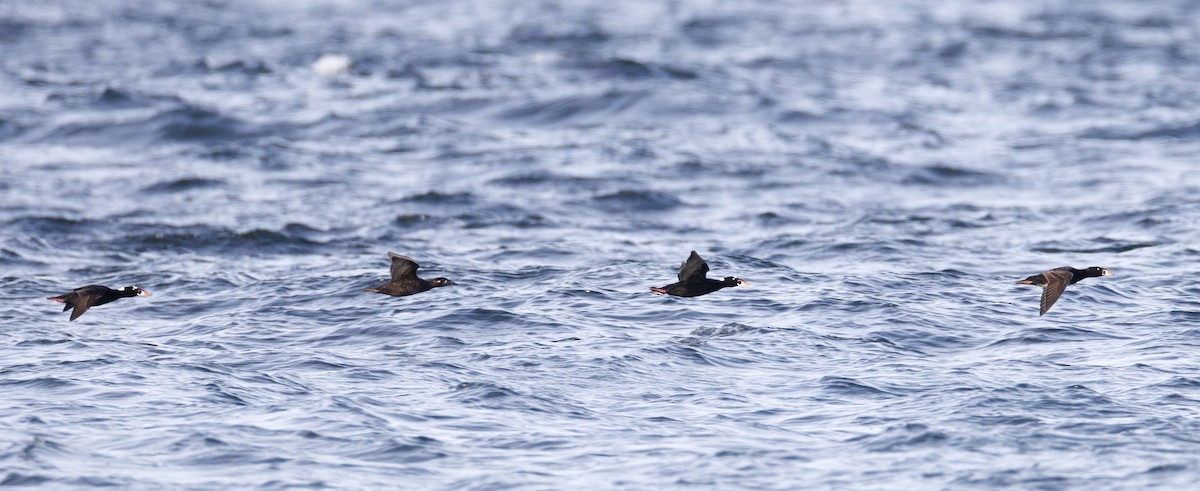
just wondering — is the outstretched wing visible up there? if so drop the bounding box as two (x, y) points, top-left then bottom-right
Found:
(1038, 268), (1073, 316)
(677, 251), (710, 282)
(388, 252), (420, 281)
(68, 295), (96, 321)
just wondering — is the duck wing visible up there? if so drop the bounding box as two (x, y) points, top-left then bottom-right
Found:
(1038, 268), (1073, 316)
(68, 290), (102, 321)
(387, 253), (421, 281)
(677, 251), (710, 282)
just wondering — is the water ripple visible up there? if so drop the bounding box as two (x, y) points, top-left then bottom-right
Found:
(2, 0), (1198, 489)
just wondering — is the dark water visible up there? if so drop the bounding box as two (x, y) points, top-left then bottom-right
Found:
(3, 0), (1200, 488)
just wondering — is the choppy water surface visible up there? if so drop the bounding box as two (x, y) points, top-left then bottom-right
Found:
(3, 0), (1200, 488)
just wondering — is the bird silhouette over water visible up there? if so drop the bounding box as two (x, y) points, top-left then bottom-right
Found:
(650, 251), (748, 297)
(1016, 266), (1112, 316)
(47, 285), (150, 321)
(365, 252), (455, 296)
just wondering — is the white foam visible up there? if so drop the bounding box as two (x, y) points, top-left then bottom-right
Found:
(311, 53), (353, 76)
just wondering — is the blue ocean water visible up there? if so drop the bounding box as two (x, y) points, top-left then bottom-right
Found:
(2, 0), (1200, 488)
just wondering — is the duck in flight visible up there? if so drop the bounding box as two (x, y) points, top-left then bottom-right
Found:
(1016, 266), (1112, 315)
(650, 251), (748, 297)
(365, 252), (456, 296)
(48, 285), (150, 321)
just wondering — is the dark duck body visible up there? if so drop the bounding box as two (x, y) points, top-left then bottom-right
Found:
(650, 251), (748, 297)
(1016, 266), (1112, 316)
(365, 252), (455, 296)
(47, 285), (150, 321)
